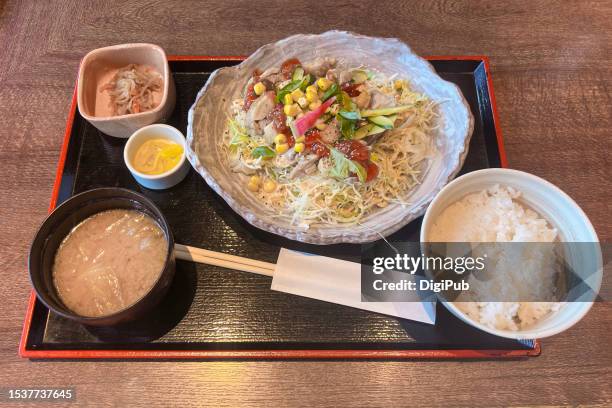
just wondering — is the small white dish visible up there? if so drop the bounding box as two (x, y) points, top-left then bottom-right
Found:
(420, 168), (602, 339)
(124, 124), (190, 190)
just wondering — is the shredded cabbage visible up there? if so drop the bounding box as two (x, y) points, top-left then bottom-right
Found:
(222, 70), (438, 227)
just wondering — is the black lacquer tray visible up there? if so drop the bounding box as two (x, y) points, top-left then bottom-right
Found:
(20, 56), (539, 359)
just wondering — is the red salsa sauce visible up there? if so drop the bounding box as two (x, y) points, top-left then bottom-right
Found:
(280, 58), (301, 79)
(340, 82), (361, 97)
(363, 161), (379, 182)
(334, 140), (378, 182)
(266, 104), (294, 146)
(334, 140), (369, 161)
(305, 132), (378, 180)
(304, 129), (329, 157)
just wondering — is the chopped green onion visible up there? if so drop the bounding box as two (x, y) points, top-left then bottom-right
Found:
(321, 83), (339, 101)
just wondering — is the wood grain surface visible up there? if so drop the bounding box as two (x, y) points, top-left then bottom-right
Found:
(0, 0), (610, 406)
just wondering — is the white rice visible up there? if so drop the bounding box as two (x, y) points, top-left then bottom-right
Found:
(429, 185), (560, 331)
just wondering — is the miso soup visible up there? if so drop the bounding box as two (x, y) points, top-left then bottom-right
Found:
(52, 209), (168, 317)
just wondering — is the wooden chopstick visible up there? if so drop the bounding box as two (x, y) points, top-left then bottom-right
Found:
(174, 243), (275, 277)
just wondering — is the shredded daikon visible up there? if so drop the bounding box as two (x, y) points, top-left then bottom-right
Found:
(101, 64), (163, 116)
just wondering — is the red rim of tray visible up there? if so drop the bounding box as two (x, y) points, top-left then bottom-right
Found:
(19, 55), (534, 359)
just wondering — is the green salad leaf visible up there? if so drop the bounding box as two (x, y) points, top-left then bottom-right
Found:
(339, 116), (356, 139)
(251, 146), (275, 159)
(335, 91), (362, 139)
(228, 119), (250, 153)
(329, 148), (366, 183)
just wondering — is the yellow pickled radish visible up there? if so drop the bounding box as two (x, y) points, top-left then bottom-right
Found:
(133, 138), (183, 175)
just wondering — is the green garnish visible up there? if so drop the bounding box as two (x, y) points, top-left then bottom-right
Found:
(251, 146), (276, 159)
(276, 74), (312, 102)
(368, 115), (395, 129)
(228, 119), (249, 153)
(329, 148), (366, 183)
(360, 105), (412, 117)
(321, 83), (339, 101)
(337, 115), (356, 139)
(338, 110), (361, 120)
(292, 67), (304, 81)
(299, 74), (312, 91)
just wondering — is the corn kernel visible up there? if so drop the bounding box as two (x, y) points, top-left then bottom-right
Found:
(247, 181), (259, 192)
(294, 142), (305, 153)
(263, 180), (277, 193)
(283, 103), (300, 117)
(295, 135), (305, 143)
(275, 143), (289, 154)
(370, 153), (380, 162)
(308, 101), (322, 111)
(274, 133), (287, 145)
(306, 90), (319, 103)
(249, 175), (261, 185)
(290, 89), (304, 100)
(316, 78), (332, 91)
(297, 96), (309, 109)
(283, 93), (293, 105)
(306, 85), (317, 94)
(315, 120), (327, 130)
(253, 82), (266, 96)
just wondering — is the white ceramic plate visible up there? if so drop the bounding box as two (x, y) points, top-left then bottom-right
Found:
(186, 31), (474, 244)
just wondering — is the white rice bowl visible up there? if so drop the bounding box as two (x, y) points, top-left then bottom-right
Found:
(421, 168), (602, 339)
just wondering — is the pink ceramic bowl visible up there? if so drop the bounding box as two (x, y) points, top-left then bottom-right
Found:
(77, 43), (176, 138)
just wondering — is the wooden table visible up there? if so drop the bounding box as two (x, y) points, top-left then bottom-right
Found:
(1, 1), (610, 406)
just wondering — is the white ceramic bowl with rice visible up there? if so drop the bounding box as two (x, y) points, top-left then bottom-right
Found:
(420, 168), (602, 339)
